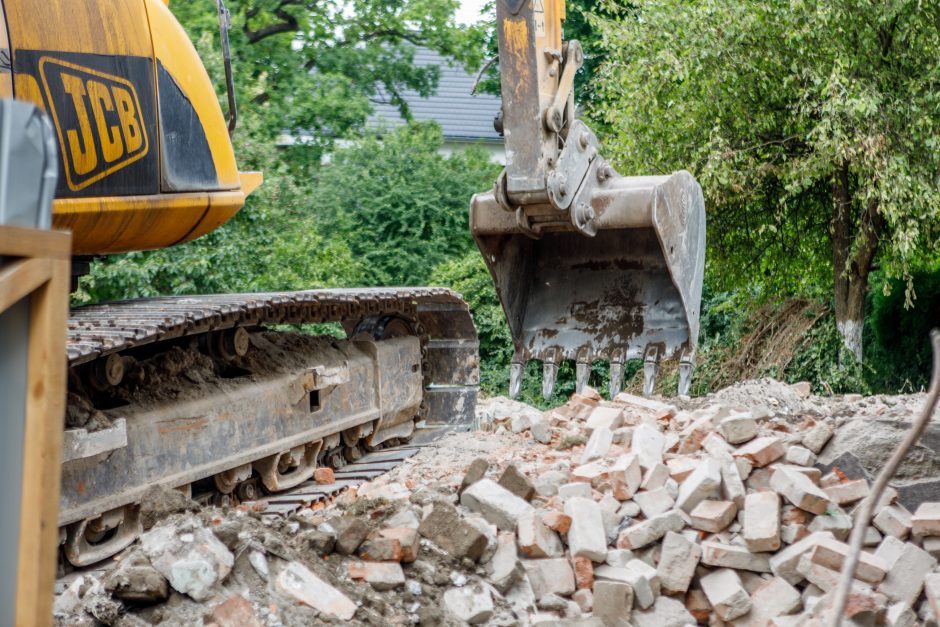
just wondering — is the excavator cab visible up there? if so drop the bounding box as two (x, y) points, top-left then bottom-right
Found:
(471, 0), (705, 399)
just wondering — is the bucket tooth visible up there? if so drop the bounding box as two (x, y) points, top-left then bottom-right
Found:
(609, 348), (625, 398)
(643, 345), (661, 398)
(509, 361), (524, 399)
(541, 349), (560, 400)
(542, 362), (558, 400)
(575, 348), (591, 395)
(678, 349), (695, 397)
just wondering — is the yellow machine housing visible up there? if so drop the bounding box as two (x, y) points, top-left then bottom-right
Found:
(0, 0), (261, 255)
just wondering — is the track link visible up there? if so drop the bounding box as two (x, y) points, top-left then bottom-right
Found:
(60, 287), (479, 567)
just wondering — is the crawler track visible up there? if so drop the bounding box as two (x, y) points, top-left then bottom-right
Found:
(60, 287), (478, 567)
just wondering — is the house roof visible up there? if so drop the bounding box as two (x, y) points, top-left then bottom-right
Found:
(368, 47), (502, 143)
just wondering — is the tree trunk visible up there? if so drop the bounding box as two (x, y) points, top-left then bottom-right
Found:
(831, 162), (884, 363)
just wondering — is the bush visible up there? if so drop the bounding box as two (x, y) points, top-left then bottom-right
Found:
(866, 268), (940, 392)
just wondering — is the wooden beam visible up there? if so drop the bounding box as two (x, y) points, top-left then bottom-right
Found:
(0, 225), (71, 260)
(0, 257), (53, 315)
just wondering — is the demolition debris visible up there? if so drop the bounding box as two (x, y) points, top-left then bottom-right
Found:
(55, 379), (940, 626)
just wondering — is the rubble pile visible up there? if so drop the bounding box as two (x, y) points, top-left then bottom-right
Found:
(54, 381), (940, 626)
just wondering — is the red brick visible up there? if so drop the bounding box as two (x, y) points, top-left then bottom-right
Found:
(314, 467), (335, 484)
(572, 556), (594, 590)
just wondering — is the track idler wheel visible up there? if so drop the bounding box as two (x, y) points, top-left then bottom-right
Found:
(213, 463), (253, 494)
(63, 504), (142, 567)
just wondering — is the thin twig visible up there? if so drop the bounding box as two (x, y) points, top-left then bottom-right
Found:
(829, 329), (940, 626)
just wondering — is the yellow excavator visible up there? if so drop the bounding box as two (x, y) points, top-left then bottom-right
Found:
(0, 0), (703, 568)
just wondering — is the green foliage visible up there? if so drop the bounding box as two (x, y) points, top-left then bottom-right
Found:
(315, 123), (500, 287)
(785, 317), (870, 394)
(75, 115), (364, 304)
(866, 267), (940, 392)
(591, 0), (940, 297)
(171, 0), (486, 152)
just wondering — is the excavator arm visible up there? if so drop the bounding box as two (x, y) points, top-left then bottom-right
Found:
(471, 0), (706, 399)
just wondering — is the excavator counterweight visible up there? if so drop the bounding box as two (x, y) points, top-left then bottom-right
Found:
(471, 0), (706, 399)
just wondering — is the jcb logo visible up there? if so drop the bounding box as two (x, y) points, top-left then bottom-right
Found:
(39, 58), (149, 191)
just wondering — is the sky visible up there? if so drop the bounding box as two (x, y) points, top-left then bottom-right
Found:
(456, 0), (489, 24)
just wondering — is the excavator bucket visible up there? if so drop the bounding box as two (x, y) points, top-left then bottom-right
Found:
(471, 170), (705, 399)
(473, 0), (706, 399)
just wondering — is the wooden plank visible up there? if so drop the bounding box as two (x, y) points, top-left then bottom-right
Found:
(0, 225), (71, 259)
(0, 257), (52, 315)
(15, 248), (68, 627)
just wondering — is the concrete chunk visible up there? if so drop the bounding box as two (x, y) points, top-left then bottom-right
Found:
(498, 464), (535, 501)
(743, 491), (781, 552)
(443, 583), (494, 624)
(785, 445), (816, 467)
(701, 569), (752, 621)
(731, 576), (802, 626)
(630, 595), (697, 627)
(801, 422), (833, 454)
(346, 561), (405, 590)
(418, 502), (487, 561)
(461, 478), (534, 531)
(581, 426), (614, 464)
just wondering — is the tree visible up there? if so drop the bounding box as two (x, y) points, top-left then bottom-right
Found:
(313, 123), (501, 287)
(172, 0), (486, 154)
(591, 0), (940, 361)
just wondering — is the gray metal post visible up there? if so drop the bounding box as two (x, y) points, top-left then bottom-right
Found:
(0, 100), (60, 627)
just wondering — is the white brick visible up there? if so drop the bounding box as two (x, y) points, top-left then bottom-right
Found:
(632, 424), (665, 470)
(689, 500), (737, 533)
(873, 504), (912, 540)
(517, 510), (564, 558)
(675, 457), (721, 513)
(592, 580), (632, 623)
(809, 537), (887, 584)
(558, 482), (593, 501)
(609, 453), (642, 501)
(701, 541), (771, 573)
(877, 540), (937, 606)
(719, 413), (758, 444)
(701, 569), (752, 621)
(580, 426), (613, 464)
(823, 479), (870, 505)
(665, 457), (697, 482)
(633, 486), (675, 518)
(656, 531), (700, 595)
(925, 573), (940, 624)
(522, 558), (576, 599)
(585, 406), (624, 434)
(768, 531), (835, 584)
(801, 422), (833, 454)
(743, 491), (780, 552)
(616, 510), (684, 550)
(630, 596), (696, 627)
(730, 576), (802, 626)
(807, 506), (852, 540)
(769, 466), (831, 515)
(564, 497), (608, 562)
(733, 436), (785, 467)
(460, 479), (534, 531)
(785, 445), (816, 467)
(912, 502), (940, 537)
(641, 462), (670, 490)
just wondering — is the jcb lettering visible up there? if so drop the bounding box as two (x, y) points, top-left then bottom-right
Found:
(39, 57), (149, 191)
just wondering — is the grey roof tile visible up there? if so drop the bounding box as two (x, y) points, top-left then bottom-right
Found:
(368, 47), (502, 142)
